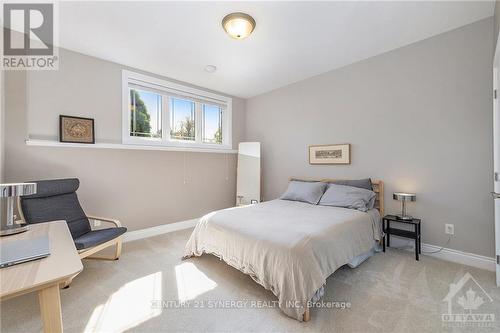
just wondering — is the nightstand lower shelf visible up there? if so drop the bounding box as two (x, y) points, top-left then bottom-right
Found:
(385, 228), (417, 239)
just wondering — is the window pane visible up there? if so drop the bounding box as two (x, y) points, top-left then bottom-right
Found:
(170, 97), (195, 141)
(129, 88), (162, 138)
(202, 104), (223, 144)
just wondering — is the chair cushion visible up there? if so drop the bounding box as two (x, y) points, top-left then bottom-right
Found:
(74, 227), (127, 250)
(21, 192), (92, 239)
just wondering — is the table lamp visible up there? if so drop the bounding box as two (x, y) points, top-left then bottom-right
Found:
(393, 192), (416, 220)
(1, 183), (37, 236)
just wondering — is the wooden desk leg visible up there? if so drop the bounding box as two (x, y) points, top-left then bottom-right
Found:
(303, 307), (310, 322)
(38, 284), (63, 333)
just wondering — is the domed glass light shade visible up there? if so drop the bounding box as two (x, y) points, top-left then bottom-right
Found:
(222, 12), (256, 40)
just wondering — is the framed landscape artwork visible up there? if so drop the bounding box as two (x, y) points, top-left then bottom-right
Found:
(59, 115), (95, 144)
(309, 144), (350, 165)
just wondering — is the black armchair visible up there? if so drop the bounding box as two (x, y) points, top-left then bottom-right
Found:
(18, 178), (127, 261)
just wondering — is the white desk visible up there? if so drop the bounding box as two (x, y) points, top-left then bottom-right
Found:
(0, 221), (83, 333)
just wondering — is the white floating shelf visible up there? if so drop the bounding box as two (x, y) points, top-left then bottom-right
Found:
(26, 139), (238, 154)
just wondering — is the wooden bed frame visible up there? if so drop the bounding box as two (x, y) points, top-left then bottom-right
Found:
(290, 178), (384, 322)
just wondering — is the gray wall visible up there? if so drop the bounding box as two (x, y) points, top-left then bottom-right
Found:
(25, 48), (246, 146)
(0, 71), (4, 224)
(0, 70), (4, 224)
(4, 48), (245, 231)
(495, 1), (500, 52)
(246, 18), (494, 257)
(3, 18), (495, 257)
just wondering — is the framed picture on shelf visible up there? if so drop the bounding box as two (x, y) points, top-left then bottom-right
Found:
(59, 115), (95, 144)
(309, 144), (350, 165)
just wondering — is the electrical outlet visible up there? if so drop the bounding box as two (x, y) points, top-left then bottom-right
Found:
(445, 224), (454, 235)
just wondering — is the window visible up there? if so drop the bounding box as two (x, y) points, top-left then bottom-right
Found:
(170, 98), (195, 141)
(129, 89), (162, 138)
(202, 104), (223, 144)
(122, 71), (232, 150)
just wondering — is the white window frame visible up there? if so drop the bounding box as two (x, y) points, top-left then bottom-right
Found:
(122, 70), (232, 150)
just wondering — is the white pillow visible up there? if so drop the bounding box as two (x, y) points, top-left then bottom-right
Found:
(280, 181), (327, 205)
(318, 184), (376, 212)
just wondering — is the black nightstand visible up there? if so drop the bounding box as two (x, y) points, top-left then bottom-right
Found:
(382, 215), (421, 260)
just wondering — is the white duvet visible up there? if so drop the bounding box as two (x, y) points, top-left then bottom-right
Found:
(183, 199), (381, 321)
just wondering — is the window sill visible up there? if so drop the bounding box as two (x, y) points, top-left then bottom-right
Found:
(25, 139), (238, 154)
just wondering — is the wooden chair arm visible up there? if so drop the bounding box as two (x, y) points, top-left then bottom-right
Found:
(86, 216), (122, 227)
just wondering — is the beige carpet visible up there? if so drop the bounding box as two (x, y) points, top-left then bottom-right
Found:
(1, 228), (499, 333)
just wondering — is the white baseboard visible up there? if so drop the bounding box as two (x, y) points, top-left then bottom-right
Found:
(123, 218), (198, 243)
(122, 220), (496, 272)
(387, 237), (495, 272)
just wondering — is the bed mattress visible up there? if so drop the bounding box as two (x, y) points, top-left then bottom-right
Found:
(183, 199), (381, 321)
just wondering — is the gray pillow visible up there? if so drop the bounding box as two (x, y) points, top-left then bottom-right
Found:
(330, 178), (373, 191)
(318, 183), (376, 212)
(280, 181), (327, 205)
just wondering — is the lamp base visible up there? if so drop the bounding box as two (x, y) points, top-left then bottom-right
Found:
(395, 214), (413, 221)
(0, 224), (30, 236)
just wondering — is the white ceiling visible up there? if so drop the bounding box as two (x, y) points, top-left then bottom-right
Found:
(58, 1), (495, 98)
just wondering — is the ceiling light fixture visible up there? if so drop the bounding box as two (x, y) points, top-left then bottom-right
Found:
(204, 65), (217, 73)
(222, 12), (256, 40)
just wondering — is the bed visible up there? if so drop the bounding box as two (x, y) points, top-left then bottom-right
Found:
(183, 178), (384, 321)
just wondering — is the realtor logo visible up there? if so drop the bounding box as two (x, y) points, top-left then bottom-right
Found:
(442, 272), (495, 328)
(2, 2), (58, 70)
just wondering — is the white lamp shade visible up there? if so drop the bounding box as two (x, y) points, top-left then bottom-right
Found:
(393, 192), (416, 202)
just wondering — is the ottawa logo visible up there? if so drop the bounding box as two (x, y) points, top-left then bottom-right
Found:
(442, 272), (495, 328)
